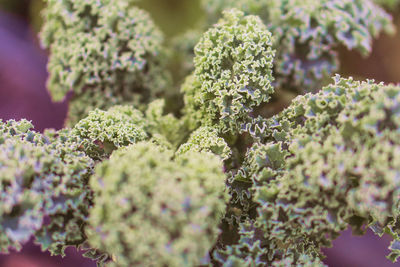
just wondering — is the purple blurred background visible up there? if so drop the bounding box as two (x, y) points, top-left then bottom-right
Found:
(1, 1), (400, 266)
(0, 9), (67, 131)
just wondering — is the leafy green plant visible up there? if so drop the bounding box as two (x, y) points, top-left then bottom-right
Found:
(2, 0), (400, 266)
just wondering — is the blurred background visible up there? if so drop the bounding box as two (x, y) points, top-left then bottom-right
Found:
(0, 0), (400, 266)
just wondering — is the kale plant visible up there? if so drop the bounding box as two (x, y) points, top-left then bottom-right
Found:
(2, 0), (400, 266)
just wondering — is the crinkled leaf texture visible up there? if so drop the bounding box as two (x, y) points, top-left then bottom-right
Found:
(88, 141), (228, 266)
(0, 120), (94, 256)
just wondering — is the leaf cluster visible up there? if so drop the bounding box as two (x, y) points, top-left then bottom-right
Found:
(2, 0), (400, 266)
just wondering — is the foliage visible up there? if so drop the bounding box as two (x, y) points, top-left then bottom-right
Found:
(71, 105), (149, 160)
(0, 120), (94, 256)
(176, 126), (231, 160)
(216, 77), (400, 265)
(183, 9), (275, 135)
(41, 0), (171, 125)
(87, 142), (228, 266)
(199, 0), (394, 93)
(2, 0), (400, 266)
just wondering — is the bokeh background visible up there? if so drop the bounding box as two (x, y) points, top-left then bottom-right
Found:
(0, 0), (400, 266)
